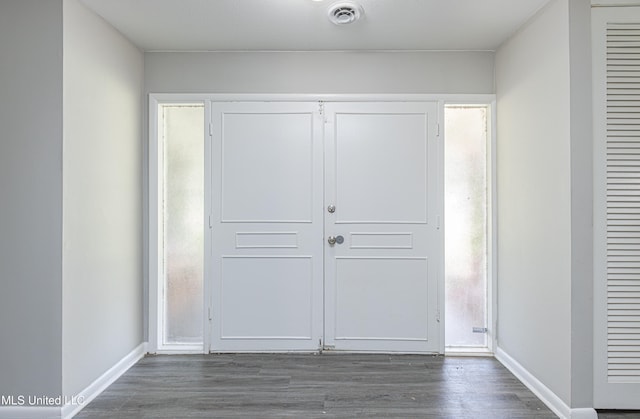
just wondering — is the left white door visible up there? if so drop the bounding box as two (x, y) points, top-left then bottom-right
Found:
(208, 102), (324, 351)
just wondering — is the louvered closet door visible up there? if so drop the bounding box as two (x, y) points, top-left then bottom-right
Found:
(594, 9), (640, 408)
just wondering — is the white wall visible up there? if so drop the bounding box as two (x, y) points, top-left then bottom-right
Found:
(144, 51), (494, 94)
(568, 0), (593, 408)
(62, 0), (144, 396)
(496, 0), (572, 405)
(0, 0), (64, 399)
(143, 48), (494, 342)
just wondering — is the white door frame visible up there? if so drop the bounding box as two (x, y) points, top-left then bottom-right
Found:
(147, 93), (495, 355)
(148, 96), (211, 353)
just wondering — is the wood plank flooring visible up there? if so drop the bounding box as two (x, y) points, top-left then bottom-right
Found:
(73, 354), (628, 418)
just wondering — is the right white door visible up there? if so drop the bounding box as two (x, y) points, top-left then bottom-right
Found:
(323, 102), (442, 353)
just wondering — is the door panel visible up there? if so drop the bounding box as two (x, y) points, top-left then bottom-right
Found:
(324, 102), (441, 353)
(220, 113), (314, 223)
(209, 102), (323, 351)
(334, 257), (430, 340)
(334, 113), (429, 223)
(220, 256), (314, 339)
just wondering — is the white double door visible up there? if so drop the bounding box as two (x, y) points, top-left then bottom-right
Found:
(208, 101), (441, 353)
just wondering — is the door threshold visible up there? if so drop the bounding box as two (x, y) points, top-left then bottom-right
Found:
(321, 350), (441, 356)
(445, 347), (493, 357)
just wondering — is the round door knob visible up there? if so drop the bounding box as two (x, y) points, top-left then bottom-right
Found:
(328, 236), (337, 245)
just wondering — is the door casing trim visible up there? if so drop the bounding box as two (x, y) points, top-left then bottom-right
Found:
(147, 93), (496, 355)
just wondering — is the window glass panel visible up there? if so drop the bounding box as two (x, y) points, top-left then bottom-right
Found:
(162, 105), (204, 344)
(444, 105), (488, 348)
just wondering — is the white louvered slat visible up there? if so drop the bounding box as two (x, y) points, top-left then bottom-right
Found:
(606, 23), (640, 384)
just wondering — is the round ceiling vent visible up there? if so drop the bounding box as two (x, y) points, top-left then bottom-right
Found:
(328, 2), (364, 25)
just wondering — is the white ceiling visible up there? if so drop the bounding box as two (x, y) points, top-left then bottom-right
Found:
(80, 0), (551, 52)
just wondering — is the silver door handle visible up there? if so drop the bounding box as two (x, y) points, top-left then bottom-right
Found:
(328, 235), (344, 245)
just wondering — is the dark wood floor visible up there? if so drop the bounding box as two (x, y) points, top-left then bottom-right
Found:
(74, 354), (637, 418)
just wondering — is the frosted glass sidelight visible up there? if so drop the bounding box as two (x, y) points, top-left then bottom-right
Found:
(162, 105), (204, 344)
(444, 106), (488, 348)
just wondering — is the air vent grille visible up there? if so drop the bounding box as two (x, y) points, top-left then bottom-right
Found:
(328, 2), (363, 25)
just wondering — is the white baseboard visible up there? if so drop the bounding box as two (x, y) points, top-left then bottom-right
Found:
(62, 342), (147, 419)
(495, 347), (597, 419)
